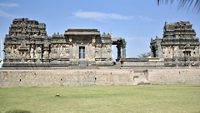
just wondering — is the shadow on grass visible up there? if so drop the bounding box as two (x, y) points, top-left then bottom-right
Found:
(5, 110), (31, 113)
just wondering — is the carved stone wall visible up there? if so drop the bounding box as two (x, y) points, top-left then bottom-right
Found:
(150, 21), (200, 65)
(4, 18), (47, 63)
(3, 18), (126, 67)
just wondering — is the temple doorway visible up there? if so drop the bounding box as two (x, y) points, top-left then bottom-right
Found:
(79, 46), (85, 59)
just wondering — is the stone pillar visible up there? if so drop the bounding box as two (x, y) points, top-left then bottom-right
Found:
(43, 39), (49, 62)
(121, 48), (126, 59)
(188, 57), (191, 68)
(116, 45), (121, 61)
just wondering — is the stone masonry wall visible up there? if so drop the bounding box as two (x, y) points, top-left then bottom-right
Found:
(0, 68), (200, 87)
(148, 69), (200, 84)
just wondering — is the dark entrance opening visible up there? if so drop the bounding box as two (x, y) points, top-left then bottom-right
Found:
(79, 46), (85, 59)
(152, 46), (156, 57)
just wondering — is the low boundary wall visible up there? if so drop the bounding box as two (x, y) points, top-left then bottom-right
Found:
(0, 68), (200, 87)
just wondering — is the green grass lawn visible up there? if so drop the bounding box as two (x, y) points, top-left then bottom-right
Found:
(0, 85), (200, 113)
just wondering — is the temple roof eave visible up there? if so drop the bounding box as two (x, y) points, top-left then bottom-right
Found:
(64, 32), (100, 35)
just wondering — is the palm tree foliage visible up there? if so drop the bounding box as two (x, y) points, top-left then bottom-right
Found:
(157, 0), (200, 12)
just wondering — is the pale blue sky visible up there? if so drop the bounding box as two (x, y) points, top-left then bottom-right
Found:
(0, 0), (199, 58)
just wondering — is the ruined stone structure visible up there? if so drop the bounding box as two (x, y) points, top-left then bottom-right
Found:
(4, 18), (47, 65)
(150, 21), (200, 66)
(3, 18), (126, 67)
(3, 19), (200, 68)
(1, 19), (200, 87)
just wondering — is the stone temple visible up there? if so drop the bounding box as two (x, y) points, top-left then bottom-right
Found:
(1, 19), (200, 87)
(2, 18), (200, 68)
(150, 21), (200, 66)
(3, 18), (126, 67)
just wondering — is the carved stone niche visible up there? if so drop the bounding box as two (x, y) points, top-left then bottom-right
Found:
(44, 39), (49, 48)
(30, 46), (34, 59)
(18, 40), (29, 61)
(34, 46), (42, 62)
(43, 50), (49, 59)
(50, 46), (59, 59)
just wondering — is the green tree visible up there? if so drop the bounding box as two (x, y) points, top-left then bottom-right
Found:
(138, 52), (151, 58)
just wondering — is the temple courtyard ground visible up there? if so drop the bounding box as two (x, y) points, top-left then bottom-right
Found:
(0, 85), (200, 113)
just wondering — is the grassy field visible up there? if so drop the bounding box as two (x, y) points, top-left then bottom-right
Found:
(0, 85), (200, 113)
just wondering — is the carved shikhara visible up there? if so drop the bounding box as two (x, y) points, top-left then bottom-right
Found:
(150, 21), (200, 66)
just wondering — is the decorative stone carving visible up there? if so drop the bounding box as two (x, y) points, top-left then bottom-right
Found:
(43, 51), (49, 59)
(35, 46), (41, 59)
(30, 48), (34, 59)
(150, 21), (200, 66)
(14, 48), (19, 56)
(4, 18), (125, 66)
